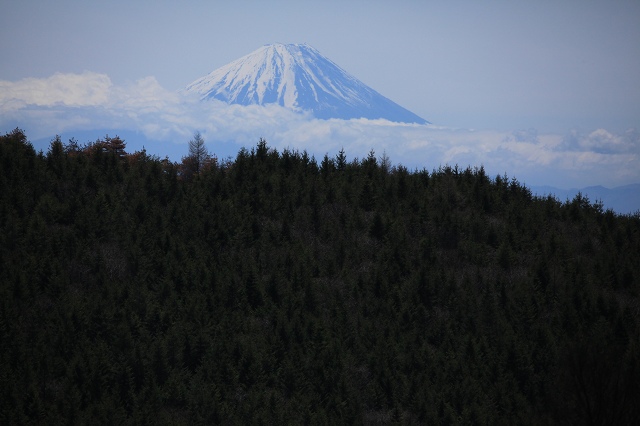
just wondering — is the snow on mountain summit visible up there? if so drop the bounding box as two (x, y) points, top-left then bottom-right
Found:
(185, 43), (428, 124)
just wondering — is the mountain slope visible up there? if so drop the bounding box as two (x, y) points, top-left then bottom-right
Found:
(185, 43), (428, 124)
(3, 132), (639, 423)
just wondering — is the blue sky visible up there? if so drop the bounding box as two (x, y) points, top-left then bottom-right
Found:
(1, 0), (639, 189)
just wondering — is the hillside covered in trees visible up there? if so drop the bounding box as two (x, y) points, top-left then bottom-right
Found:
(1, 128), (639, 424)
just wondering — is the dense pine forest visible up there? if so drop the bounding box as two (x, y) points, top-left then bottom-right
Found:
(1, 127), (639, 424)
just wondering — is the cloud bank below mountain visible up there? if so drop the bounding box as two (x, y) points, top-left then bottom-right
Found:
(1, 72), (639, 190)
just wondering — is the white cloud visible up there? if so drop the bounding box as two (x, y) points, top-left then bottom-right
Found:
(0, 72), (112, 111)
(1, 72), (638, 189)
(564, 128), (639, 154)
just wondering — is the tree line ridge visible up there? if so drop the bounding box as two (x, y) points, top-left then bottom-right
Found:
(1, 128), (639, 424)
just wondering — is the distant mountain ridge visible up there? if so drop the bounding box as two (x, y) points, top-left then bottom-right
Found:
(185, 43), (428, 124)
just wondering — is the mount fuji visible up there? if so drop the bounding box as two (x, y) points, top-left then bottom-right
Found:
(185, 43), (428, 124)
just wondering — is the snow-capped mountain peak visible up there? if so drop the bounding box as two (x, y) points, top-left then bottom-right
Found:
(185, 43), (428, 124)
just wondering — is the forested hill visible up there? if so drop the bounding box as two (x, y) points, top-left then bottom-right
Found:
(1, 128), (639, 424)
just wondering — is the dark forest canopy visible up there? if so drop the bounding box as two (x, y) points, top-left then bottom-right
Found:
(1, 128), (639, 424)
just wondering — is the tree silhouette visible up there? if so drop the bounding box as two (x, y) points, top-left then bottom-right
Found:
(181, 131), (210, 178)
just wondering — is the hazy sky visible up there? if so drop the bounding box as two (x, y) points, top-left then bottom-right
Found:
(1, 0), (639, 189)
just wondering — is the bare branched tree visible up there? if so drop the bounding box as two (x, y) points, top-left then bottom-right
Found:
(188, 131), (209, 174)
(179, 131), (212, 180)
